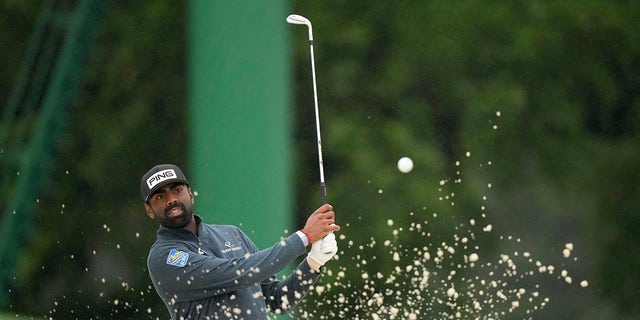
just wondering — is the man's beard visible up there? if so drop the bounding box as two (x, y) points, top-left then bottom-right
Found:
(157, 202), (193, 229)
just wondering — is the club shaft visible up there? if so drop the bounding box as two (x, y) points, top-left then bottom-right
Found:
(310, 40), (327, 204)
(288, 14), (328, 205)
(308, 40), (326, 199)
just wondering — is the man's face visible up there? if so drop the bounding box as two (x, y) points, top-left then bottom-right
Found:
(144, 183), (194, 229)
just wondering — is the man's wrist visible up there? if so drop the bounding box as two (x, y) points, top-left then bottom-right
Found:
(306, 256), (322, 273)
(296, 230), (310, 246)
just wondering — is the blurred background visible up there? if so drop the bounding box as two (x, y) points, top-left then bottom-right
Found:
(1, 0), (639, 319)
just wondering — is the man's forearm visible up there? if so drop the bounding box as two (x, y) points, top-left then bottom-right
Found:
(262, 258), (321, 314)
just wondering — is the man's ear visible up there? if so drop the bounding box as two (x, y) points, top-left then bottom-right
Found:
(189, 188), (195, 204)
(144, 203), (155, 219)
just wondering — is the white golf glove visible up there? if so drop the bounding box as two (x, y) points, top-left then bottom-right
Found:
(307, 232), (338, 272)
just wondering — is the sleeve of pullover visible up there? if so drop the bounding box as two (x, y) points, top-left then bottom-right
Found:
(261, 257), (321, 314)
(148, 231), (307, 302)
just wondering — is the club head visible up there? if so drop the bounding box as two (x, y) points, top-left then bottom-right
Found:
(286, 14), (311, 26)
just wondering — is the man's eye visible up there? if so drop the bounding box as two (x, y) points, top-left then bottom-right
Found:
(174, 186), (183, 193)
(154, 194), (164, 200)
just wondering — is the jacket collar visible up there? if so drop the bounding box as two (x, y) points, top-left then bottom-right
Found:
(156, 215), (202, 240)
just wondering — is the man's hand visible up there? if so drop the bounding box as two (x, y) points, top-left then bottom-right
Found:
(301, 204), (340, 243)
(307, 232), (338, 272)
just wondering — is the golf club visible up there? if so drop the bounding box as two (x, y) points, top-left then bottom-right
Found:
(286, 14), (327, 205)
(287, 14), (337, 253)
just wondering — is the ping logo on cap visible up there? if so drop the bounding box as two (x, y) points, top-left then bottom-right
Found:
(146, 169), (177, 189)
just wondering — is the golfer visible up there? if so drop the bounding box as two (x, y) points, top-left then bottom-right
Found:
(140, 164), (340, 319)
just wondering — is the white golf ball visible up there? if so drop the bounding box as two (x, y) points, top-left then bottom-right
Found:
(397, 157), (414, 173)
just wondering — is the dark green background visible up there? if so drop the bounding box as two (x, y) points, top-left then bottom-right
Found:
(1, 1), (638, 319)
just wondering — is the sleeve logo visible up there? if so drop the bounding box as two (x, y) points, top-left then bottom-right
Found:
(166, 249), (189, 267)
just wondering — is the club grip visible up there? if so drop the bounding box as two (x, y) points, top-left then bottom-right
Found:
(320, 182), (327, 204)
(319, 182), (334, 253)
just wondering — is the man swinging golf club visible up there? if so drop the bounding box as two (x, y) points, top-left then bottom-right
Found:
(141, 164), (340, 319)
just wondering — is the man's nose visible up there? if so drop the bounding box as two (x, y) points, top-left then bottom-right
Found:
(166, 193), (179, 206)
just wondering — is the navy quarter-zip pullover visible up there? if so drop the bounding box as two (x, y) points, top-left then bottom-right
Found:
(147, 215), (320, 319)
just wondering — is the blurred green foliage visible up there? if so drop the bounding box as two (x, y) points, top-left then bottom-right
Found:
(1, 0), (639, 319)
(0, 313), (36, 320)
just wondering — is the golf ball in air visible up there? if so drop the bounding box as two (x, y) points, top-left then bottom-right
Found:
(397, 157), (414, 173)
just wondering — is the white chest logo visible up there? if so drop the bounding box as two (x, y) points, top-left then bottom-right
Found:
(221, 241), (242, 253)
